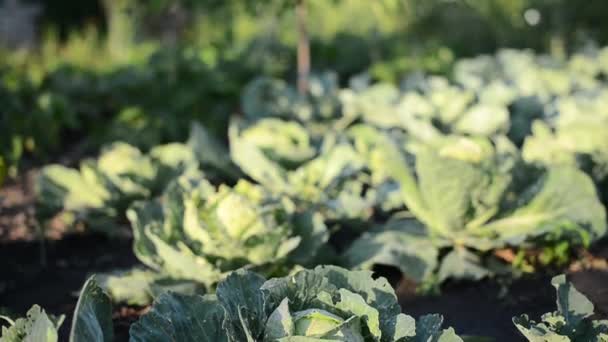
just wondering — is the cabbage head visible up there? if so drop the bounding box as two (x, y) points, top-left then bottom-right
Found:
(130, 265), (463, 342)
(102, 172), (329, 304)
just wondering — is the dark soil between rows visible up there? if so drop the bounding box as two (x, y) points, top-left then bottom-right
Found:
(1, 233), (606, 342)
(0, 234), (138, 341)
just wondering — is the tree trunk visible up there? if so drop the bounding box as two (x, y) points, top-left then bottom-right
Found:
(296, 0), (310, 95)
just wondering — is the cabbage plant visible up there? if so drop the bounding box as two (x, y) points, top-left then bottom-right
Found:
(453, 49), (608, 145)
(130, 265), (463, 341)
(522, 91), (608, 204)
(36, 123), (235, 235)
(0, 277), (112, 342)
(513, 275), (608, 341)
(231, 120), (408, 224)
(339, 76), (510, 139)
(344, 135), (606, 285)
(230, 120), (381, 224)
(36, 141), (197, 234)
(454, 49), (601, 101)
(233, 118), (317, 169)
(101, 172), (329, 304)
(0, 306), (64, 342)
(241, 77), (300, 121)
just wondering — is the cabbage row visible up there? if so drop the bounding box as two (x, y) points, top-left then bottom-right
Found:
(2, 269), (605, 342)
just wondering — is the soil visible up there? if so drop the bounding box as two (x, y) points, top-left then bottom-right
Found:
(399, 275), (557, 341)
(0, 234), (138, 341)
(1, 171), (607, 342)
(0, 170), (39, 241)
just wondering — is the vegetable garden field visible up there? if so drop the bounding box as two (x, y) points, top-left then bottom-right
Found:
(1, 1), (608, 341)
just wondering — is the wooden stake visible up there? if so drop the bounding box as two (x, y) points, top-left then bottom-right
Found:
(296, 0), (310, 94)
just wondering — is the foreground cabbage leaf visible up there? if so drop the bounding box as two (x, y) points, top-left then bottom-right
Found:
(0, 277), (112, 342)
(344, 136), (606, 284)
(130, 265), (463, 342)
(0, 306), (63, 342)
(513, 275), (608, 341)
(101, 172), (329, 304)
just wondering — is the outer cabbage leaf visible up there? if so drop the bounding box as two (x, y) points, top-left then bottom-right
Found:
(0, 306), (64, 342)
(426, 81), (475, 126)
(340, 83), (402, 128)
(453, 104), (509, 136)
(97, 268), (203, 306)
(69, 277), (113, 342)
(148, 142), (198, 187)
(187, 122), (242, 180)
(343, 218), (439, 283)
(36, 165), (110, 215)
(94, 142), (157, 199)
(129, 293), (227, 342)
(481, 167), (607, 245)
(237, 118), (316, 168)
(230, 119), (289, 192)
(513, 275), (608, 341)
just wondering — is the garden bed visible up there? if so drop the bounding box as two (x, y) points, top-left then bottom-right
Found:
(1, 207), (606, 341)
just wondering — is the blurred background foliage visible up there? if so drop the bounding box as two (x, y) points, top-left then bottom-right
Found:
(1, 0), (608, 179)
